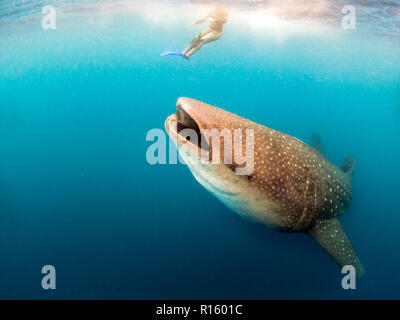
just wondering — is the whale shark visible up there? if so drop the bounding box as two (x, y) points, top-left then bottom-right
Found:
(165, 97), (363, 276)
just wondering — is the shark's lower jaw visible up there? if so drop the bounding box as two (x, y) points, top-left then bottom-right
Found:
(165, 101), (246, 207)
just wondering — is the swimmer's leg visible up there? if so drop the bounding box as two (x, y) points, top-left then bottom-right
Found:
(183, 29), (212, 56)
(185, 40), (207, 58)
(185, 31), (221, 58)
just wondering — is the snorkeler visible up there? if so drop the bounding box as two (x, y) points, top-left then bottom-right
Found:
(161, 7), (229, 59)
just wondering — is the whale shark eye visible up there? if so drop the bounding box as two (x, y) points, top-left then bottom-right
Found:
(227, 164), (254, 180)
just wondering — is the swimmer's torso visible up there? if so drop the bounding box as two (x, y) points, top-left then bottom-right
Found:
(209, 8), (228, 32)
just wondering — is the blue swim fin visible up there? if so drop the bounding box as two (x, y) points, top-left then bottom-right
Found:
(160, 51), (188, 59)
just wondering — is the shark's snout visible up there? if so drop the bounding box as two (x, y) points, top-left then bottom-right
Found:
(175, 97), (216, 131)
(165, 97), (212, 157)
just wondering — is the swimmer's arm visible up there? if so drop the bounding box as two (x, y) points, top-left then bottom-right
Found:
(189, 14), (213, 26)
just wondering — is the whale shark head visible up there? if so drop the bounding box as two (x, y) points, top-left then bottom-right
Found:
(165, 97), (364, 276)
(165, 97), (284, 229)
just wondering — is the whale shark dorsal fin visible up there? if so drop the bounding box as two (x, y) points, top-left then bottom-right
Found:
(311, 132), (324, 155)
(311, 132), (356, 181)
(307, 218), (364, 277)
(342, 156), (356, 180)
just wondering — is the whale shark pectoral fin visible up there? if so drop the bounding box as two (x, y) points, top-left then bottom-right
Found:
(307, 218), (364, 277)
(341, 156), (356, 181)
(311, 132), (324, 155)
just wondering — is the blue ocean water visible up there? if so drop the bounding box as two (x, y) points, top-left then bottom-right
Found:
(0, 0), (400, 299)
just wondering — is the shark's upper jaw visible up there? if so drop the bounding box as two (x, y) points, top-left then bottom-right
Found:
(165, 98), (212, 159)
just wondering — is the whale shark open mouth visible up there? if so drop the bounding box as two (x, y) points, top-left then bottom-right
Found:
(165, 102), (210, 157)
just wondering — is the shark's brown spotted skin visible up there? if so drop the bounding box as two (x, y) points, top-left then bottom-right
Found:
(165, 97), (363, 276)
(176, 98), (352, 232)
(247, 127), (352, 232)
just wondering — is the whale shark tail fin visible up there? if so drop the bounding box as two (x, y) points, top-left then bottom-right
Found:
(307, 218), (364, 277)
(342, 156), (356, 181)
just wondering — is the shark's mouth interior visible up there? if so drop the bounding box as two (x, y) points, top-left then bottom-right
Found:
(174, 104), (210, 153)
